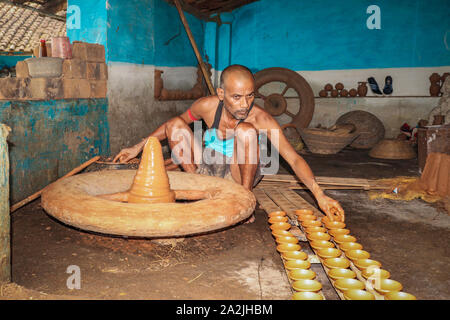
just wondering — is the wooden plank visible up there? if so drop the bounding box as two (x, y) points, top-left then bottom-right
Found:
(263, 174), (373, 189)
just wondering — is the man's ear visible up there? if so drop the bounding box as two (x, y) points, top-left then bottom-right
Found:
(217, 87), (224, 100)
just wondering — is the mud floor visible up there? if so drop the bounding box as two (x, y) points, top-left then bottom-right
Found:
(3, 149), (450, 300)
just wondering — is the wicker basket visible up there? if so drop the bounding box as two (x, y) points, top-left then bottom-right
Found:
(369, 139), (416, 160)
(299, 128), (358, 155)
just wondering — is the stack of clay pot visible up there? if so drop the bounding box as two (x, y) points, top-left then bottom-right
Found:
(268, 211), (325, 300)
(429, 73), (449, 97)
(319, 82), (368, 98)
(295, 209), (417, 300)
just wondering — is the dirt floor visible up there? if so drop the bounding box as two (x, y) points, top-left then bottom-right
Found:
(2, 148), (450, 300)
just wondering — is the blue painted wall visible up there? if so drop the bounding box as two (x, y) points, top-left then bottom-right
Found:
(0, 99), (110, 203)
(0, 55), (32, 68)
(206, 0), (450, 71)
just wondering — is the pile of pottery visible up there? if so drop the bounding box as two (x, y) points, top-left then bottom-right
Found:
(295, 209), (417, 300)
(429, 72), (449, 97)
(268, 211), (325, 300)
(319, 82), (367, 98)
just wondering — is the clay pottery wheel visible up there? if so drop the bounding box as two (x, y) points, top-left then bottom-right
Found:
(369, 139), (416, 160)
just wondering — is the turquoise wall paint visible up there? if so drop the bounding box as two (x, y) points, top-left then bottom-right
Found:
(206, 0), (450, 72)
(0, 55), (32, 68)
(0, 99), (110, 203)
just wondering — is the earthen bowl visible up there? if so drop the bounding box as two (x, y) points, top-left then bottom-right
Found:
(284, 259), (311, 271)
(354, 259), (382, 271)
(304, 226), (327, 234)
(374, 279), (403, 295)
(384, 292), (416, 300)
(292, 292), (323, 300)
(339, 242), (363, 252)
(271, 230), (293, 238)
(307, 232), (331, 241)
(297, 215), (317, 222)
(276, 243), (301, 253)
(288, 269), (316, 281)
(324, 221), (346, 230)
(361, 268), (391, 280)
(323, 258), (351, 269)
(281, 250), (308, 261)
(294, 209), (314, 216)
(275, 236), (299, 245)
(327, 268), (356, 281)
(270, 222), (291, 231)
(268, 211), (286, 218)
(316, 248), (342, 259)
(328, 228), (350, 237)
(334, 278), (365, 292)
(268, 216), (289, 224)
(310, 240), (335, 250)
(333, 234), (357, 244)
(344, 289), (375, 300)
(292, 279), (322, 292)
(345, 249), (371, 261)
(301, 220), (322, 228)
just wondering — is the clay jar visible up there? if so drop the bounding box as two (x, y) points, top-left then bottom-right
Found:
(348, 89), (357, 97)
(331, 89), (339, 97)
(324, 83), (333, 91)
(429, 73), (441, 83)
(319, 90), (328, 97)
(357, 82), (368, 97)
(429, 83), (441, 96)
(340, 89), (348, 97)
(335, 83), (344, 91)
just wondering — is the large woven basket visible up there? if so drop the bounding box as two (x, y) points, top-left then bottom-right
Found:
(299, 128), (358, 155)
(369, 139), (416, 160)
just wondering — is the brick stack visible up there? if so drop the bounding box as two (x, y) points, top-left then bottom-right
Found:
(0, 41), (107, 100)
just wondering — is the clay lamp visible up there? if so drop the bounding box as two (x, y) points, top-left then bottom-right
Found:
(306, 232), (331, 241)
(284, 259), (311, 271)
(324, 221), (346, 230)
(328, 228), (350, 237)
(276, 243), (301, 253)
(288, 269), (317, 281)
(270, 222), (291, 231)
(345, 249), (371, 261)
(323, 257), (351, 269)
(327, 268), (356, 281)
(361, 268), (391, 280)
(301, 220), (322, 228)
(268, 211), (286, 218)
(333, 234), (357, 244)
(294, 209), (314, 216)
(344, 289), (375, 300)
(292, 279), (322, 292)
(304, 226), (327, 234)
(384, 292), (416, 300)
(354, 259), (382, 271)
(292, 292), (323, 300)
(339, 242), (363, 252)
(268, 216), (288, 224)
(373, 279), (403, 295)
(281, 250), (308, 261)
(316, 248), (342, 259)
(334, 278), (365, 292)
(271, 230), (294, 238)
(275, 236), (299, 245)
(310, 240), (335, 250)
(297, 215), (317, 222)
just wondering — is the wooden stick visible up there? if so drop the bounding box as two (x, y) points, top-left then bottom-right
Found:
(173, 0), (215, 95)
(10, 156), (100, 213)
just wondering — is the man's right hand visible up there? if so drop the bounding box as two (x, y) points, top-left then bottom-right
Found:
(113, 145), (141, 163)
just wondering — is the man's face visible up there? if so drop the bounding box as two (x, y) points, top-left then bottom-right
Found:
(218, 74), (255, 120)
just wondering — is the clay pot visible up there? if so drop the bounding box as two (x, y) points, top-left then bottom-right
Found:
(348, 89), (357, 97)
(324, 83), (333, 91)
(340, 89), (348, 97)
(357, 82), (368, 97)
(432, 114), (445, 125)
(331, 89), (339, 97)
(429, 83), (441, 96)
(319, 90), (328, 97)
(429, 73), (441, 83)
(335, 83), (344, 90)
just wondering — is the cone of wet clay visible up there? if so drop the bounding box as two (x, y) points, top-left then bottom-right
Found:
(127, 137), (176, 204)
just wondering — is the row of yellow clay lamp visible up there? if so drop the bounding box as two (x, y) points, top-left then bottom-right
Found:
(268, 210), (416, 300)
(268, 211), (325, 300)
(295, 209), (416, 300)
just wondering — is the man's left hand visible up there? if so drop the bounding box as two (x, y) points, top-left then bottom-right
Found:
(316, 194), (345, 222)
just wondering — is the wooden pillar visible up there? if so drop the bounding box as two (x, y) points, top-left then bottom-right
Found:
(0, 123), (11, 283)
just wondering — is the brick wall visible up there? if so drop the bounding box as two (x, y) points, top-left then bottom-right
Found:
(0, 42), (107, 100)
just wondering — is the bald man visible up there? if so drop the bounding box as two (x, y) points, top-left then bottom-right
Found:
(114, 64), (345, 223)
